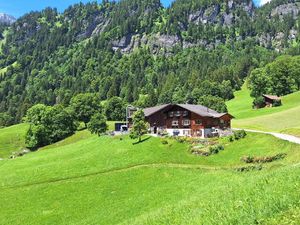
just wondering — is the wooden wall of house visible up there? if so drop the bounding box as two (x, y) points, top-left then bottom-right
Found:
(145, 105), (232, 130)
(146, 111), (167, 127)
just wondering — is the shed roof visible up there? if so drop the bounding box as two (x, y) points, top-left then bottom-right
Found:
(263, 94), (281, 101)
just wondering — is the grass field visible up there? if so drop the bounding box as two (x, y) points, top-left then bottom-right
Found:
(227, 84), (300, 135)
(0, 121), (122, 159)
(0, 131), (300, 224)
(0, 124), (29, 158)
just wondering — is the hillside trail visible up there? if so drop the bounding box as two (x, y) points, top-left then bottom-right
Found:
(233, 128), (300, 145)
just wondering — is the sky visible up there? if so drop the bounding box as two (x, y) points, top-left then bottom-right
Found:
(0, 0), (271, 18)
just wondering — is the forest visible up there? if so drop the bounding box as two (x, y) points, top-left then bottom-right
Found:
(1, 0), (300, 126)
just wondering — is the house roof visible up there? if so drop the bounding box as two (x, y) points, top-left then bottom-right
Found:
(263, 94), (281, 101)
(143, 104), (171, 117)
(143, 104), (233, 119)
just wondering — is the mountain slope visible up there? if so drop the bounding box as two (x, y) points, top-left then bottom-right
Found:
(1, 0), (300, 125)
(0, 13), (16, 25)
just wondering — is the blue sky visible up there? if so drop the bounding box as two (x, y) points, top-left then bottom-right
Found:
(1, 0), (270, 18)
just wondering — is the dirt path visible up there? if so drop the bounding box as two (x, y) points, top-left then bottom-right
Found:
(233, 128), (300, 145)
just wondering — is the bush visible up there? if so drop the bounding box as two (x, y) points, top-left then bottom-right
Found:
(233, 130), (247, 140)
(235, 165), (263, 172)
(228, 135), (234, 142)
(253, 96), (265, 109)
(241, 153), (287, 164)
(209, 145), (224, 155)
(191, 149), (211, 156)
(161, 139), (168, 145)
(175, 137), (188, 143)
(273, 100), (282, 107)
(241, 155), (255, 163)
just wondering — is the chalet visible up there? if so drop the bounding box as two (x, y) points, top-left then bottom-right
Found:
(262, 95), (282, 107)
(143, 104), (233, 138)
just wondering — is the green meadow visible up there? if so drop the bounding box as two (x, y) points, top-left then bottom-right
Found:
(0, 130), (300, 224)
(0, 123), (29, 158)
(227, 84), (300, 135)
(1, 85), (300, 224)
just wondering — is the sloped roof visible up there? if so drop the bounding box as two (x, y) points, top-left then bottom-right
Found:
(177, 104), (229, 118)
(143, 104), (171, 117)
(263, 94), (281, 101)
(143, 104), (233, 118)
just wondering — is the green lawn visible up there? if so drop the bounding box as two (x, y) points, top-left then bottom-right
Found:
(0, 121), (121, 159)
(0, 124), (29, 158)
(227, 83), (300, 120)
(0, 131), (300, 224)
(227, 84), (300, 135)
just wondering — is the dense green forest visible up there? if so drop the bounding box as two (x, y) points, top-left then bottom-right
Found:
(1, 0), (300, 126)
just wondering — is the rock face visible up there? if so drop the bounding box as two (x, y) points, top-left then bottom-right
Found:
(110, 1), (256, 53)
(271, 3), (300, 19)
(0, 13), (16, 25)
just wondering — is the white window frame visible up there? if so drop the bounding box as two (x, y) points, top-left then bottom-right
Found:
(172, 120), (179, 126)
(182, 119), (191, 126)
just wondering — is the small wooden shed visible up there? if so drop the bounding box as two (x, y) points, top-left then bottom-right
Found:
(262, 94), (282, 107)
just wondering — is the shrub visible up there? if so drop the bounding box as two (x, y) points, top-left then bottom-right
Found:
(175, 137), (188, 143)
(161, 139), (168, 145)
(209, 145), (224, 155)
(273, 100), (282, 107)
(235, 165), (263, 172)
(241, 153), (287, 164)
(241, 155), (255, 163)
(191, 149), (210, 156)
(253, 96), (265, 109)
(228, 135), (234, 142)
(233, 130), (247, 140)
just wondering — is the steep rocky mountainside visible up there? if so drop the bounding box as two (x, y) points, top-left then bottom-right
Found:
(0, 13), (16, 25)
(1, 0), (300, 124)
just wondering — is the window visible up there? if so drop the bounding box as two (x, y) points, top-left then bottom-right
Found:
(183, 111), (188, 117)
(195, 120), (202, 125)
(220, 119), (225, 124)
(169, 112), (174, 117)
(172, 120), (179, 126)
(175, 111), (181, 117)
(182, 119), (191, 126)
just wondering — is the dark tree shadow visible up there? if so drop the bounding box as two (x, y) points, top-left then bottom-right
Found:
(132, 136), (151, 145)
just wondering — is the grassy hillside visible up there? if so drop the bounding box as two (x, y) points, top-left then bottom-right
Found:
(0, 121), (121, 159)
(227, 84), (300, 135)
(0, 124), (29, 158)
(227, 83), (300, 119)
(0, 132), (300, 224)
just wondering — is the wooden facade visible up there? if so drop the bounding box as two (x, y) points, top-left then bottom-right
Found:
(144, 104), (232, 138)
(263, 95), (282, 107)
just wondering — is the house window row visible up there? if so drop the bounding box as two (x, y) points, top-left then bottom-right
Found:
(168, 111), (189, 117)
(172, 119), (191, 126)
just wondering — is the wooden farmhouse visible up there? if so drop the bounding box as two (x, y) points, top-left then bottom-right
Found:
(142, 104), (233, 138)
